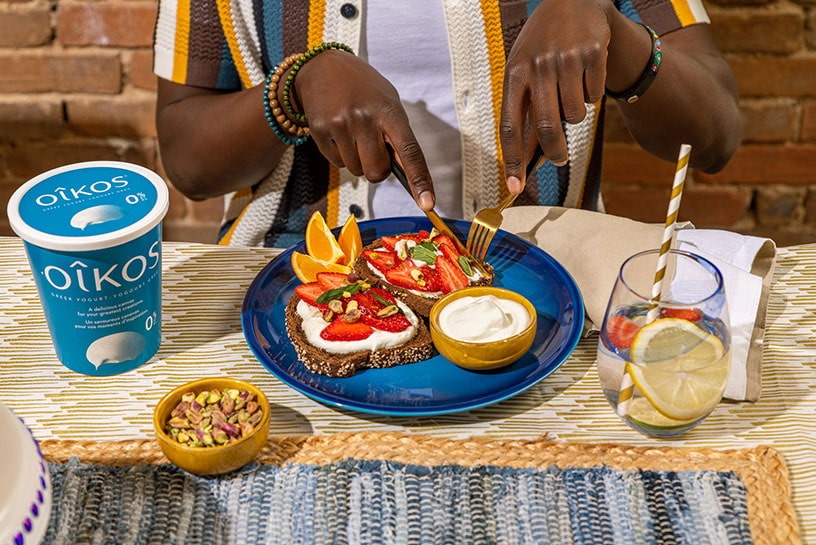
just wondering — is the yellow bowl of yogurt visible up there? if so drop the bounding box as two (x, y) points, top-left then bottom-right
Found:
(429, 286), (537, 371)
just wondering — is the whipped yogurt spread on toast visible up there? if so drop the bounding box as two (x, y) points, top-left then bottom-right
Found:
(297, 299), (419, 354)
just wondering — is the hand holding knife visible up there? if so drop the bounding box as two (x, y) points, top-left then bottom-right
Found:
(387, 148), (490, 277)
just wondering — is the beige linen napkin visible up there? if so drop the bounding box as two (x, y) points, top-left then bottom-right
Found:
(500, 206), (776, 402)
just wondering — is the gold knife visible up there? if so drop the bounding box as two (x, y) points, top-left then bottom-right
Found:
(388, 151), (490, 277)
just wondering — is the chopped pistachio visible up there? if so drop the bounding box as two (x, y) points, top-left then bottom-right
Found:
(210, 410), (226, 425)
(248, 410), (263, 426)
(377, 305), (399, 318)
(219, 421), (241, 438)
(225, 388), (240, 400)
(185, 409), (203, 424)
(167, 416), (192, 429)
(170, 401), (189, 419)
(396, 242), (408, 260)
(207, 390), (221, 404)
(165, 386), (264, 448)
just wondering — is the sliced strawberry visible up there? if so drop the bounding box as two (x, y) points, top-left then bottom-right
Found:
(434, 255), (470, 294)
(438, 242), (476, 277)
(349, 291), (381, 316)
(316, 271), (352, 291)
(362, 249), (399, 274)
(659, 308), (703, 322)
(320, 318), (373, 341)
(432, 234), (460, 256)
(353, 288), (411, 332)
(294, 282), (325, 306)
(418, 266), (442, 292)
(417, 229), (431, 241)
(380, 234), (421, 252)
(385, 262), (436, 292)
(605, 315), (640, 350)
(354, 287), (401, 313)
(369, 287), (396, 303)
(379, 235), (400, 252)
(360, 312), (412, 332)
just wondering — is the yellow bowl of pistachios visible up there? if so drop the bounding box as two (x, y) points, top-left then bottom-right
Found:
(153, 377), (270, 475)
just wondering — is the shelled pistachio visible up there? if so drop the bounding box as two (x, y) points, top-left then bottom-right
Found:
(164, 387), (263, 448)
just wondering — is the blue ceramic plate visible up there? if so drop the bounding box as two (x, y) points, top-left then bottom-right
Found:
(241, 217), (584, 416)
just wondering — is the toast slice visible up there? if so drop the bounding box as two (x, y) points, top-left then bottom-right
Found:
(352, 231), (495, 317)
(284, 275), (435, 378)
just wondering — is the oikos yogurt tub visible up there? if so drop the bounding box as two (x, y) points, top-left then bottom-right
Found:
(7, 161), (169, 375)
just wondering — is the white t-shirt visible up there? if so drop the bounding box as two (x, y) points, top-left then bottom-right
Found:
(361, 1), (463, 219)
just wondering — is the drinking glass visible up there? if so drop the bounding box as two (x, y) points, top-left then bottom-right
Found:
(597, 249), (731, 437)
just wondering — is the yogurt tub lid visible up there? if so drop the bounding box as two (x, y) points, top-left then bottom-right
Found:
(7, 161), (170, 252)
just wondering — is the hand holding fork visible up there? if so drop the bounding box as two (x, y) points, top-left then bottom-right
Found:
(466, 147), (544, 261)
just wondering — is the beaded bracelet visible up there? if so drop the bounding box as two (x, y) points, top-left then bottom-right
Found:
(282, 42), (355, 125)
(263, 53), (309, 146)
(606, 24), (662, 104)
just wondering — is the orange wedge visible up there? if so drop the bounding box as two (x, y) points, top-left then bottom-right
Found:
(305, 211), (345, 264)
(291, 251), (350, 283)
(337, 214), (363, 265)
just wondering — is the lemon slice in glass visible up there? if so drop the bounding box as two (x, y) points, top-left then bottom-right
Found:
(626, 398), (696, 430)
(626, 317), (729, 421)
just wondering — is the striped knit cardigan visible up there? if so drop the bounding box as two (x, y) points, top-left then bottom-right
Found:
(154, 0), (709, 247)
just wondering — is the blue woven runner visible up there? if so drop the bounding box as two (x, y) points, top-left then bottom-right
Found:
(39, 457), (752, 545)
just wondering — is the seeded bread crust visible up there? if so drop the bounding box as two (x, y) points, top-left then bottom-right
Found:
(284, 295), (435, 378)
(352, 238), (495, 317)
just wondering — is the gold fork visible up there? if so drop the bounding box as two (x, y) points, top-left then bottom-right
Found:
(466, 147), (544, 261)
(388, 147), (490, 277)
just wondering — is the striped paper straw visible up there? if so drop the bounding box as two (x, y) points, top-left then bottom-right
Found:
(617, 144), (691, 417)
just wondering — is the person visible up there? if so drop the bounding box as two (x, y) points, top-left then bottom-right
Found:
(152, 0), (741, 248)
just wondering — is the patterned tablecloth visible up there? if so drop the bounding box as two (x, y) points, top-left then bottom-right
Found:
(1, 236), (815, 542)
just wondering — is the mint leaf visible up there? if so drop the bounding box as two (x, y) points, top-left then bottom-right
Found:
(458, 256), (473, 276)
(370, 290), (404, 315)
(315, 282), (363, 304)
(409, 242), (438, 265)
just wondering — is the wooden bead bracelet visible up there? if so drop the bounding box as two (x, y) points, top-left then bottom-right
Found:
(281, 42), (355, 126)
(263, 53), (309, 146)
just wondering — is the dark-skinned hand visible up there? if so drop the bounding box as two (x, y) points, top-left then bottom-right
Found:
(500, 0), (625, 194)
(293, 49), (436, 211)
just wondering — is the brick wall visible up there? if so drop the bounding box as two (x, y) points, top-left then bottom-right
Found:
(1, 0), (815, 246)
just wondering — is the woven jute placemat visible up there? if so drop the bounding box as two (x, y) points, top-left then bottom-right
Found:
(41, 432), (800, 545)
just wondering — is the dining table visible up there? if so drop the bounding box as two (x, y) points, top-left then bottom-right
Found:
(0, 231), (814, 544)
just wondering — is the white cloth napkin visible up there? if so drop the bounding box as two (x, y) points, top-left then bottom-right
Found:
(500, 206), (777, 402)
